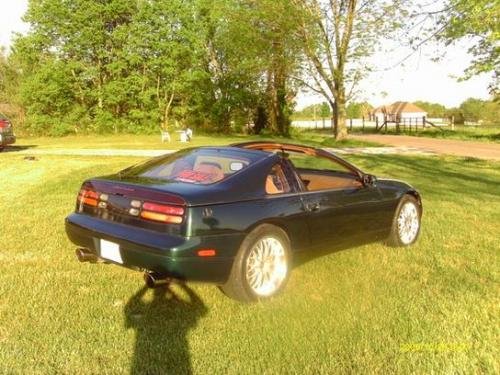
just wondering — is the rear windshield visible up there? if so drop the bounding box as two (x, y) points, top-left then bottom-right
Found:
(121, 148), (264, 185)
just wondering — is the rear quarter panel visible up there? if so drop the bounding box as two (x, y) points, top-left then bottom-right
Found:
(187, 194), (310, 256)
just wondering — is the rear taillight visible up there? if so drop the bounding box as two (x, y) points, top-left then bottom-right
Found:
(0, 120), (10, 131)
(76, 183), (185, 224)
(140, 202), (185, 224)
(142, 202), (184, 216)
(77, 189), (99, 207)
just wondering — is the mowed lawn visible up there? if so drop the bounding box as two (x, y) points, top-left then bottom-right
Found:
(15, 130), (380, 151)
(0, 136), (499, 373)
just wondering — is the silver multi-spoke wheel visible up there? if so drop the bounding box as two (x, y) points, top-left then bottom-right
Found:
(397, 202), (420, 245)
(245, 236), (288, 297)
(220, 224), (290, 302)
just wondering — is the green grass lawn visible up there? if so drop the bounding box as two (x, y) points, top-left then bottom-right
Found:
(0, 136), (498, 373)
(349, 125), (500, 143)
(14, 129), (380, 152)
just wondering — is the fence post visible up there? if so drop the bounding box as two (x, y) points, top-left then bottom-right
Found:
(375, 116), (379, 130)
(349, 118), (353, 131)
(451, 116), (455, 130)
(362, 116), (365, 132)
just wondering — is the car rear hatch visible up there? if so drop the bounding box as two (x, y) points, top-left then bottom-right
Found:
(76, 179), (188, 236)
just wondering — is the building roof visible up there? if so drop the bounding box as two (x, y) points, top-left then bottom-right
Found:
(373, 102), (426, 115)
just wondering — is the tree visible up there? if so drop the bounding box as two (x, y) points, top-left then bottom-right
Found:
(293, 103), (330, 119)
(459, 97), (500, 124)
(4, 0), (313, 135)
(346, 101), (373, 118)
(413, 101), (447, 118)
(194, 0), (301, 135)
(126, 0), (199, 131)
(438, 0), (499, 94)
(0, 48), (19, 104)
(13, 0), (141, 133)
(293, 0), (408, 140)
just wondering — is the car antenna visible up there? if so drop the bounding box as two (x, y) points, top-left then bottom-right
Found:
(280, 148), (289, 158)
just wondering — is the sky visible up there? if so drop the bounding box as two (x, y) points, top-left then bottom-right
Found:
(0, 1), (493, 110)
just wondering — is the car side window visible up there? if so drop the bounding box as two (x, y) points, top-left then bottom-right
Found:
(286, 152), (361, 192)
(265, 164), (291, 195)
(288, 152), (352, 174)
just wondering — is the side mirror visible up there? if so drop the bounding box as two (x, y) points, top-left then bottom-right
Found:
(362, 174), (377, 187)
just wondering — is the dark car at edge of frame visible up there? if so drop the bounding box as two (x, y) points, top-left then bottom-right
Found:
(65, 141), (422, 302)
(0, 113), (16, 150)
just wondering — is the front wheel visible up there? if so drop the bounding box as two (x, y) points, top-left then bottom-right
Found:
(387, 195), (422, 247)
(219, 224), (291, 302)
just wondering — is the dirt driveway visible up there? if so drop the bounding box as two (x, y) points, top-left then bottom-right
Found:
(350, 134), (500, 161)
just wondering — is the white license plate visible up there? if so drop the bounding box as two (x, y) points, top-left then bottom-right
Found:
(100, 239), (123, 264)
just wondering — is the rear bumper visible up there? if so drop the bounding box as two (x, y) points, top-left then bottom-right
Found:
(65, 213), (243, 284)
(0, 134), (15, 146)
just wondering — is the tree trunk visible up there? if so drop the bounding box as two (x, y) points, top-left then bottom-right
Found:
(253, 106), (267, 135)
(266, 69), (278, 134)
(162, 92), (175, 131)
(275, 72), (290, 136)
(267, 66), (290, 137)
(333, 82), (348, 140)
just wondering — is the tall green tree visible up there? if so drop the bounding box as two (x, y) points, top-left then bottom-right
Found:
(13, 0), (141, 133)
(0, 48), (18, 104)
(293, 0), (409, 139)
(126, 0), (199, 131)
(438, 0), (499, 93)
(9, 0), (302, 135)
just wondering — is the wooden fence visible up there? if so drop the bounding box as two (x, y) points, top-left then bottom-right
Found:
(292, 116), (453, 133)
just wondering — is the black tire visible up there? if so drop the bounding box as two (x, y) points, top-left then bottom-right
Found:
(219, 224), (291, 303)
(387, 194), (422, 247)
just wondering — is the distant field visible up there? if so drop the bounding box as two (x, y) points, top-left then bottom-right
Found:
(0, 135), (498, 373)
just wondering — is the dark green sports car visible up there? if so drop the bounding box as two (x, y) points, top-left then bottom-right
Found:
(65, 141), (422, 302)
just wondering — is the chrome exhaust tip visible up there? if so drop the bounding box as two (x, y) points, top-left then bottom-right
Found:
(144, 272), (171, 288)
(75, 248), (98, 263)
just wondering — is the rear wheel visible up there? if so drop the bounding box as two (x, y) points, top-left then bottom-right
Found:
(387, 195), (421, 247)
(219, 224), (291, 302)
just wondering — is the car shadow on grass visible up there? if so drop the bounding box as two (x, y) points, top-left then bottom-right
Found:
(124, 284), (207, 375)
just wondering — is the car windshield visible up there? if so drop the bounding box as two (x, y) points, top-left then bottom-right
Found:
(121, 148), (264, 185)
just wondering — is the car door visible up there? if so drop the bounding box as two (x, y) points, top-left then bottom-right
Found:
(287, 151), (384, 249)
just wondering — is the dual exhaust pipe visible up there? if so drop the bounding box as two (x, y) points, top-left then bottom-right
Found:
(76, 248), (100, 263)
(143, 272), (172, 289)
(75, 248), (171, 288)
